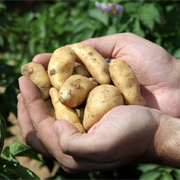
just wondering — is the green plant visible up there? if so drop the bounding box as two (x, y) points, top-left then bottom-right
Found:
(1, 0), (180, 179)
(0, 114), (41, 179)
(138, 164), (180, 180)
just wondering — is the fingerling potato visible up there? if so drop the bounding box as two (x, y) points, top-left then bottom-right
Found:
(21, 62), (51, 100)
(83, 84), (124, 131)
(109, 59), (146, 106)
(49, 87), (86, 133)
(70, 43), (111, 85)
(59, 75), (98, 108)
(48, 47), (76, 90)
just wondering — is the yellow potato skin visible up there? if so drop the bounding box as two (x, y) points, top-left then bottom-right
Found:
(21, 62), (51, 100)
(49, 87), (86, 133)
(109, 59), (146, 106)
(75, 107), (85, 124)
(48, 47), (76, 90)
(83, 84), (124, 131)
(59, 75), (98, 108)
(70, 43), (111, 85)
(73, 64), (91, 78)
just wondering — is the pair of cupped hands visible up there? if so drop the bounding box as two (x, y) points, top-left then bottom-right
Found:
(17, 33), (180, 173)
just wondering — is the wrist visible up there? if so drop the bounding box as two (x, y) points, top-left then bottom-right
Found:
(143, 113), (180, 168)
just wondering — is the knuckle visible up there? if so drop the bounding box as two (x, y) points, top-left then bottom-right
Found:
(62, 167), (75, 174)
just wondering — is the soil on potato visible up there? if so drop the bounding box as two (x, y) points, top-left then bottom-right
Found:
(3, 112), (60, 180)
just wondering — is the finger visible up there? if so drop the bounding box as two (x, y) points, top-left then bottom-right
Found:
(81, 34), (122, 59)
(18, 76), (51, 127)
(17, 93), (52, 157)
(32, 53), (52, 70)
(54, 119), (106, 162)
(60, 156), (122, 173)
(18, 76), (72, 160)
(53, 120), (123, 173)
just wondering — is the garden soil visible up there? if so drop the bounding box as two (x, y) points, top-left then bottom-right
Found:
(4, 112), (60, 180)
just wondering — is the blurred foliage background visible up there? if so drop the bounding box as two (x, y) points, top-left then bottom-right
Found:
(1, 0), (180, 179)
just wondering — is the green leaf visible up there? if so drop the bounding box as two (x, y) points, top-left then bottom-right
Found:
(106, 26), (117, 35)
(132, 18), (145, 37)
(0, 168), (13, 180)
(0, 35), (4, 46)
(137, 164), (159, 173)
(124, 2), (140, 14)
(21, 12), (34, 28)
(172, 169), (180, 179)
(139, 4), (154, 31)
(0, 114), (6, 154)
(139, 170), (161, 180)
(159, 172), (174, 180)
(158, 167), (173, 173)
(73, 19), (93, 34)
(0, 156), (17, 167)
(2, 147), (19, 164)
(10, 142), (43, 162)
(4, 85), (19, 117)
(174, 48), (180, 59)
(150, 4), (161, 24)
(88, 8), (109, 26)
(3, 164), (40, 180)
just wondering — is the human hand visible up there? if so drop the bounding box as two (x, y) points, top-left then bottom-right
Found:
(32, 33), (180, 118)
(18, 76), (161, 172)
(81, 33), (180, 118)
(17, 33), (180, 173)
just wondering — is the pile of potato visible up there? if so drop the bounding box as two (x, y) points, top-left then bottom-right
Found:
(21, 43), (146, 133)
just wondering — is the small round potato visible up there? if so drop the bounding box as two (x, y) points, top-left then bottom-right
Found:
(48, 47), (76, 90)
(21, 62), (51, 100)
(83, 84), (124, 131)
(109, 59), (146, 106)
(59, 75), (98, 108)
(70, 43), (111, 85)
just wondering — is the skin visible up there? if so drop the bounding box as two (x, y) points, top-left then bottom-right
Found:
(70, 43), (111, 85)
(83, 84), (124, 131)
(73, 64), (91, 77)
(48, 47), (76, 90)
(109, 59), (146, 106)
(17, 33), (180, 173)
(21, 62), (51, 100)
(49, 87), (86, 133)
(59, 75), (98, 108)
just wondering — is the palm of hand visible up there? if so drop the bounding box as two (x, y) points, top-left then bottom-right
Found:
(113, 34), (180, 117)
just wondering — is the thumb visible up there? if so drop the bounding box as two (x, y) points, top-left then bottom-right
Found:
(54, 120), (84, 156)
(54, 119), (79, 137)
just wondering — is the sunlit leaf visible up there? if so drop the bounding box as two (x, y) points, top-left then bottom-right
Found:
(174, 48), (180, 59)
(137, 164), (159, 173)
(160, 172), (174, 180)
(3, 165), (40, 180)
(139, 170), (161, 180)
(10, 142), (43, 162)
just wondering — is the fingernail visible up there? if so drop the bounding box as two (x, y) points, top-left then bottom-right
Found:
(54, 121), (62, 135)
